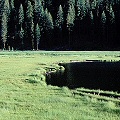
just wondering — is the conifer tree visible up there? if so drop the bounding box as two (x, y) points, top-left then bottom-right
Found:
(55, 5), (64, 46)
(43, 8), (53, 48)
(44, 8), (54, 30)
(77, 0), (86, 20)
(48, 12), (54, 30)
(4, 0), (10, 17)
(19, 26), (24, 49)
(109, 5), (115, 23)
(89, 10), (94, 42)
(35, 23), (40, 50)
(17, 4), (24, 49)
(85, 0), (90, 13)
(55, 5), (64, 31)
(67, 4), (75, 30)
(10, 0), (15, 10)
(0, 1), (4, 16)
(100, 11), (106, 41)
(26, 1), (34, 50)
(67, 4), (75, 48)
(34, 0), (44, 25)
(1, 12), (8, 50)
(8, 0), (15, 49)
(18, 4), (24, 27)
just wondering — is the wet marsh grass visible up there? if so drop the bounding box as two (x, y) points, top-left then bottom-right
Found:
(0, 51), (120, 120)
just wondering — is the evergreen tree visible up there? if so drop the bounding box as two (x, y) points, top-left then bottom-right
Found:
(27, 1), (33, 19)
(0, 1), (6, 19)
(17, 4), (24, 49)
(55, 5), (64, 46)
(77, 0), (86, 20)
(85, 0), (90, 13)
(67, 4), (75, 30)
(19, 26), (24, 49)
(89, 10), (94, 42)
(35, 23), (40, 50)
(109, 5), (115, 23)
(44, 8), (54, 30)
(34, 0), (44, 25)
(67, 4), (75, 48)
(1, 12), (8, 50)
(26, 1), (34, 50)
(18, 4), (24, 27)
(8, 0), (15, 49)
(4, 0), (10, 17)
(43, 8), (54, 48)
(48, 12), (54, 30)
(100, 11), (106, 42)
(10, 0), (15, 10)
(55, 5), (64, 31)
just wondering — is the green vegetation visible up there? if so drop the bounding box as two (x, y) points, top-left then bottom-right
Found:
(0, 51), (120, 120)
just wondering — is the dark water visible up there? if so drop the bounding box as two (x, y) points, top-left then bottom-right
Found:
(46, 61), (120, 92)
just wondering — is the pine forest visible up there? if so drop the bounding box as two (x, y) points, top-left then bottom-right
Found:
(0, 0), (120, 50)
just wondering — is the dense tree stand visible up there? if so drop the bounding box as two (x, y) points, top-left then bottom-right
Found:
(0, 0), (120, 50)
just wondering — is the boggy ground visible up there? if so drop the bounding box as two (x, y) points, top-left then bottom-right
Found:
(0, 51), (120, 120)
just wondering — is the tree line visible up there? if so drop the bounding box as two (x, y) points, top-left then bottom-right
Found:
(0, 0), (120, 50)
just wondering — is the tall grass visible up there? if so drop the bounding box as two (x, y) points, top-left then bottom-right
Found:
(0, 51), (120, 120)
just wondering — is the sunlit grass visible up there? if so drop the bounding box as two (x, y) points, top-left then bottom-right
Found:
(0, 51), (120, 120)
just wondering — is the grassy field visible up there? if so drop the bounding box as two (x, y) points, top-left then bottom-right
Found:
(0, 51), (120, 120)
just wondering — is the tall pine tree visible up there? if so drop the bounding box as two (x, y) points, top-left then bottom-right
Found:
(4, 0), (10, 17)
(1, 12), (8, 50)
(43, 8), (54, 48)
(18, 4), (24, 28)
(77, 0), (86, 20)
(44, 8), (54, 30)
(26, 1), (34, 50)
(35, 23), (40, 50)
(34, 0), (44, 26)
(55, 5), (64, 31)
(67, 4), (75, 49)
(18, 4), (24, 49)
(10, 0), (15, 10)
(55, 5), (64, 47)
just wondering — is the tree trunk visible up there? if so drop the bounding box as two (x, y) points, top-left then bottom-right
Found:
(68, 27), (70, 49)
(37, 43), (39, 51)
(32, 39), (34, 50)
(3, 42), (6, 50)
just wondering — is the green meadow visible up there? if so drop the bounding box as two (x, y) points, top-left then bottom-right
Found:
(0, 51), (120, 120)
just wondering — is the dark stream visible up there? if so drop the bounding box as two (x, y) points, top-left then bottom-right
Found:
(46, 61), (120, 92)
